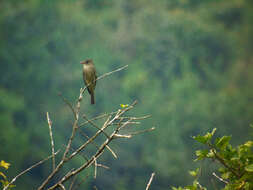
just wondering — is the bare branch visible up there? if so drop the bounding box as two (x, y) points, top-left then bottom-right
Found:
(119, 115), (152, 121)
(113, 134), (132, 139)
(79, 130), (117, 159)
(47, 112), (129, 189)
(69, 176), (77, 190)
(72, 174), (90, 190)
(145, 172), (155, 190)
(82, 114), (110, 138)
(38, 89), (83, 190)
(129, 127), (156, 136)
(68, 114), (114, 160)
(37, 65), (149, 190)
(96, 163), (110, 170)
(96, 65), (128, 81)
(79, 111), (117, 127)
(58, 93), (76, 118)
(110, 121), (141, 125)
(46, 112), (56, 171)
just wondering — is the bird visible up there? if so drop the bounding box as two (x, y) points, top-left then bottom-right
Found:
(80, 59), (97, 104)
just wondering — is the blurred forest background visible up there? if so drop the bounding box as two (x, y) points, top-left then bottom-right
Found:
(1, 0), (253, 189)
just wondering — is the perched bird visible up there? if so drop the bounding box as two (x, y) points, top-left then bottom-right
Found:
(80, 59), (97, 104)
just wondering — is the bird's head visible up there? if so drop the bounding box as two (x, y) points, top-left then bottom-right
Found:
(80, 59), (93, 64)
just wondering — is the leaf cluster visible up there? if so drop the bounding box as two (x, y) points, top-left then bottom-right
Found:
(173, 128), (253, 190)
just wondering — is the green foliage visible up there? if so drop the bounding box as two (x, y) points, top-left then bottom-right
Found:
(173, 128), (253, 190)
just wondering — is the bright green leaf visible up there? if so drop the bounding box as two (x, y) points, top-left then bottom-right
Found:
(211, 128), (217, 136)
(195, 150), (209, 161)
(244, 141), (253, 147)
(189, 168), (199, 177)
(193, 135), (209, 144)
(215, 136), (231, 150)
(245, 164), (253, 172)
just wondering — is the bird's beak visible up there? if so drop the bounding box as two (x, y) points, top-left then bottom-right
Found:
(80, 61), (84, 64)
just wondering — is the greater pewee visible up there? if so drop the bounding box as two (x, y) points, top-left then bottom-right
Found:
(80, 59), (97, 104)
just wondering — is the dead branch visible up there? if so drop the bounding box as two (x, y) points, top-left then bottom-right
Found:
(46, 112), (55, 171)
(35, 65), (154, 190)
(145, 172), (155, 190)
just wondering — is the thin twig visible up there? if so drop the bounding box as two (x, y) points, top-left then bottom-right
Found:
(94, 157), (97, 179)
(196, 181), (205, 190)
(80, 65), (128, 97)
(82, 114), (110, 138)
(145, 172), (155, 190)
(63, 144), (89, 161)
(58, 93), (76, 118)
(128, 127), (156, 136)
(110, 121), (141, 125)
(96, 65), (128, 82)
(113, 134), (132, 139)
(46, 112), (55, 171)
(3, 150), (60, 190)
(79, 111), (117, 127)
(59, 184), (66, 190)
(69, 175), (77, 190)
(72, 174), (90, 190)
(212, 172), (229, 184)
(68, 114), (114, 160)
(79, 113), (150, 128)
(79, 130), (117, 159)
(119, 115), (152, 121)
(96, 163), (110, 170)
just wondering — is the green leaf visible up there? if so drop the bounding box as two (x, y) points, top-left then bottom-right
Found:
(193, 135), (209, 144)
(193, 128), (217, 144)
(215, 136), (231, 150)
(244, 141), (253, 147)
(211, 128), (217, 136)
(245, 164), (253, 172)
(221, 172), (230, 179)
(206, 150), (215, 158)
(195, 150), (209, 161)
(0, 172), (6, 179)
(189, 168), (199, 177)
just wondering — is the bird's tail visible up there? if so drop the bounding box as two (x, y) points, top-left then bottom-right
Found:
(91, 92), (95, 104)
